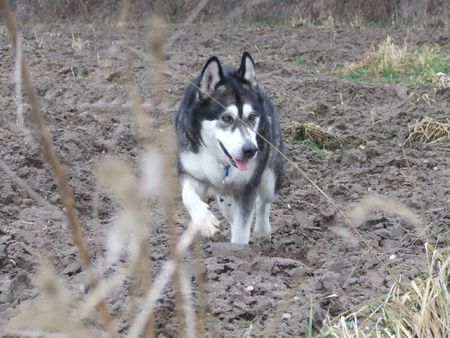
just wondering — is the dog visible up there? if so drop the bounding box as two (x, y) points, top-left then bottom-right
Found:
(175, 52), (285, 244)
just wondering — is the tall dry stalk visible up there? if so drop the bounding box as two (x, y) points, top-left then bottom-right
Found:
(0, 2), (119, 337)
(147, 16), (190, 335)
(321, 244), (450, 337)
(117, 1), (196, 336)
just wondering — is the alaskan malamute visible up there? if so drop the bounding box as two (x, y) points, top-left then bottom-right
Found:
(175, 52), (285, 244)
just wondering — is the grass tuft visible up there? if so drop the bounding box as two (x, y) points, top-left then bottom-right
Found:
(71, 34), (87, 51)
(292, 122), (347, 151)
(403, 117), (450, 146)
(295, 57), (307, 65)
(337, 36), (450, 85)
(319, 244), (450, 337)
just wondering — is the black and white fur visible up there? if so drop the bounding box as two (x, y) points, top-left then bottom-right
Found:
(175, 52), (284, 244)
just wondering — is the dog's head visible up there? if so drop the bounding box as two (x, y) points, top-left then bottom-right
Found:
(195, 52), (261, 171)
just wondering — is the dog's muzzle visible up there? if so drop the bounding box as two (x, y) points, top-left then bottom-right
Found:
(242, 142), (257, 159)
(219, 141), (257, 171)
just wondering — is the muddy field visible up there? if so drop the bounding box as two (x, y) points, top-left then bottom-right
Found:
(0, 19), (449, 337)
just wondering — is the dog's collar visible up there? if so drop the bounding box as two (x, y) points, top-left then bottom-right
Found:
(222, 165), (230, 185)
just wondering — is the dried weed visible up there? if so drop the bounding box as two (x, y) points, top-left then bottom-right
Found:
(292, 122), (347, 150)
(320, 244), (450, 337)
(6, 263), (102, 338)
(338, 35), (450, 85)
(403, 117), (450, 146)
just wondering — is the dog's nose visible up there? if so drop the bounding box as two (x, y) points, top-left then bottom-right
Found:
(242, 143), (257, 159)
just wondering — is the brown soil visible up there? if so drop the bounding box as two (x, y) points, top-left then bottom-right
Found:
(0, 20), (449, 336)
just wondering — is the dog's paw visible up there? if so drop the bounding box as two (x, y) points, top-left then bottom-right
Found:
(192, 210), (220, 238)
(254, 220), (271, 241)
(253, 230), (271, 242)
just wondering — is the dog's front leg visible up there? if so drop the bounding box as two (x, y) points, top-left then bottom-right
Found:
(181, 176), (219, 238)
(254, 197), (271, 240)
(230, 194), (256, 244)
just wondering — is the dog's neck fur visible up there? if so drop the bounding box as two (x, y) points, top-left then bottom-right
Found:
(179, 147), (257, 195)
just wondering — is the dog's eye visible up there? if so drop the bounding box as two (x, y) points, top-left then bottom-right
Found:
(222, 114), (234, 124)
(248, 113), (256, 122)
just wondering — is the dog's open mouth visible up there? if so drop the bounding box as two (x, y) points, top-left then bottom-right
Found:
(219, 142), (250, 171)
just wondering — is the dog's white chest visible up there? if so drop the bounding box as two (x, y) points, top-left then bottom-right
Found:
(180, 148), (256, 193)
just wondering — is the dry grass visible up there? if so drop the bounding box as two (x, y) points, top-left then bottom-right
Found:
(315, 195), (448, 337)
(319, 243), (450, 337)
(403, 117), (450, 146)
(291, 122), (347, 150)
(338, 36), (450, 85)
(6, 262), (106, 338)
(71, 34), (88, 51)
(348, 195), (422, 230)
(436, 72), (450, 89)
(0, 1), (119, 336)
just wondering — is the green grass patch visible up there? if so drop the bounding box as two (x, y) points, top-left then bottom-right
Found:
(247, 19), (280, 27)
(345, 68), (369, 81)
(338, 36), (450, 85)
(295, 57), (307, 65)
(235, 315), (253, 326)
(302, 139), (323, 155)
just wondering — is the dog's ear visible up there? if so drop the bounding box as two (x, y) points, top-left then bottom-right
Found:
(237, 52), (256, 86)
(199, 56), (224, 99)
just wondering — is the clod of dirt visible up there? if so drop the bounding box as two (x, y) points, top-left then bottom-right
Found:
(281, 312), (292, 320)
(106, 69), (126, 82)
(61, 261), (82, 276)
(294, 211), (314, 228)
(315, 208), (338, 227)
(312, 102), (331, 117)
(4, 270), (33, 304)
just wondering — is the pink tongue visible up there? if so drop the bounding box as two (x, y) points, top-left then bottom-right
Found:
(235, 159), (249, 171)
